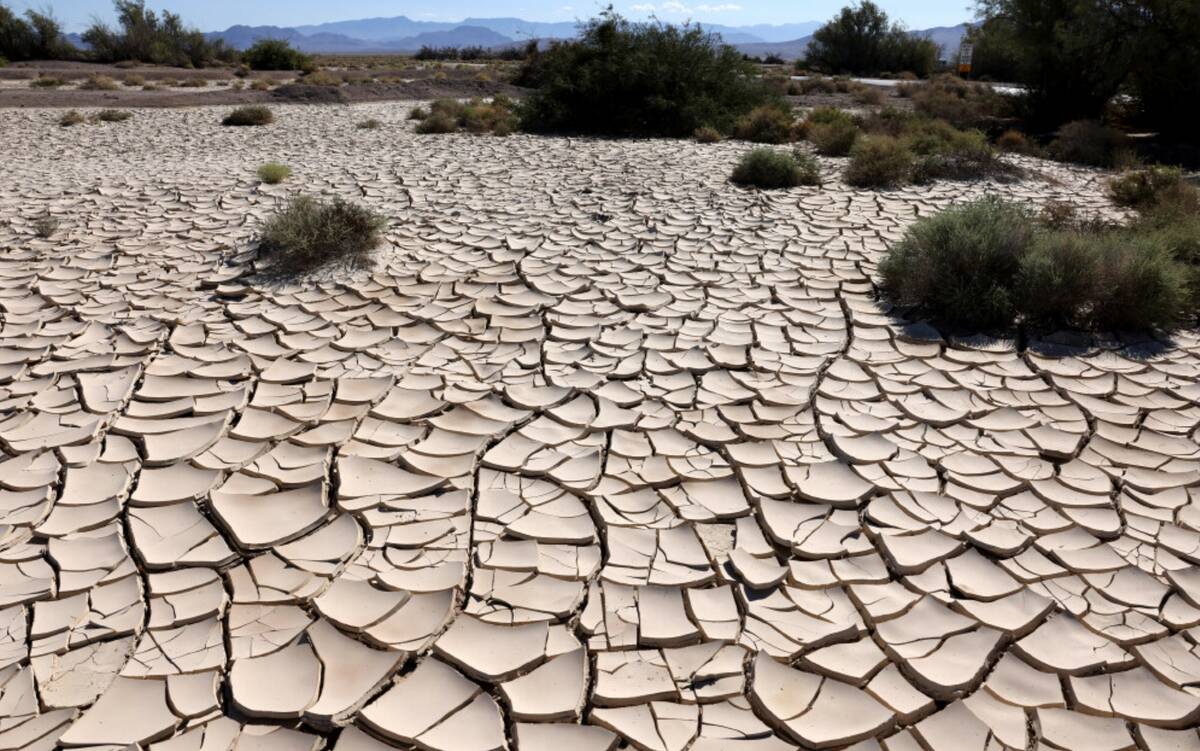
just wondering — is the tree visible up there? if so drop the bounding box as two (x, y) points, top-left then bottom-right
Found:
(804, 1), (938, 77)
(517, 11), (774, 137)
(974, 0), (1200, 137)
(83, 0), (236, 66)
(243, 38), (312, 71)
(0, 3), (73, 61)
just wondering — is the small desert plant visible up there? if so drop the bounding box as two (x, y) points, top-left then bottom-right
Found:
(408, 106), (429, 120)
(257, 195), (386, 274)
(303, 70), (342, 87)
(694, 126), (721, 143)
(257, 163), (292, 184)
(808, 119), (860, 156)
(907, 126), (1001, 182)
(1089, 234), (1187, 330)
(995, 129), (1036, 155)
(844, 136), (913, 187)
(732, 104), (796, 144)
(1050, 120), (1129, 167)
(58, 110), (85, 127)
(1108, 166), (1184, 208)
(249, 78), (272, 91)
(230, 80), (244, 91)
(356, 119), (383, 130)
(731, 147), (819, 189)
(95, 109), (132, 122)
(122, 74), (145, 87)
(33, 215), (59, 238)
(850, 83), (886, 107)
(30, 76), (65, 88)
(415, 112), (457, 134)
(414, 98), (518, 135)
(79, 75), (119, 91)
(222, 106), (274, 126)
(179, 78), (208, 88)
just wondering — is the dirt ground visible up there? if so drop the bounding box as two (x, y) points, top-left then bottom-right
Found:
(0, 60), (524, 108)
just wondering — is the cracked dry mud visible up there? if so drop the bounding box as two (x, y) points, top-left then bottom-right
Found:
(1, 102), (1199, 751)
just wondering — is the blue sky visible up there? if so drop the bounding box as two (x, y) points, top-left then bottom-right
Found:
(14, 0), (975, 33)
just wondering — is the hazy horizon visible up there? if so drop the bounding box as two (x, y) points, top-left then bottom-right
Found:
(10, 0), (974, 34)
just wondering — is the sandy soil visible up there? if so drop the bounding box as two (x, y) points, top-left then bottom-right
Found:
(1, 102), (1198, 750)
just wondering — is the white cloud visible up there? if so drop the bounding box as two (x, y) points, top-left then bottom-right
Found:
(647, 0), (741, 14)
(661, 0), (688, 11)
(630, 3), (656, 11)
(696, 3), (741, 10)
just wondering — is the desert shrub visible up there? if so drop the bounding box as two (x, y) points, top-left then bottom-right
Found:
(83, 0), (235, 67)
(732, 104), (796, 144)
(356, 119), (383, 130)
(845, 135), (913, 187)
(1089, 234), (1187, 330)
(1013, 232), (1101, 325)
(0, 55), (6, 67)
(222, 105), (274, 126)
(850, 83), (886, 106)
(302, 69), (341, 87)
(414, 112), (456, 134)
(792, 75), (838, 95)
(121, 73), (144, 87)
(1050, 120), (1128, 167)
(905, 124), (1002, 182)
(178, 77), (207, 88)
(58, 110), (84, 127)
(414, 98), (518, 135)
(257, 163), (291, 184)
(244, 38), (313, 71)
(996, 129), (1031, 153)
(731, 147), (820, 189)
(33, 215), (58, 238)
(408, 106), (429, 120)
(29, 76), (65, 88)
(229, 80), (244, 90)
(516, 11), (773, 137)
(1108, 166), (1184, 208)
(880, 197), (1191, 331)
(95, 109), (132, 122)
(694, 126), (721, 143)
(249, 78), (271, 91)
(808, 118), (860, 157)
(257, 195), (386, 275)
(909, 74), (1008, 129)
(79, 75), (119, 91)
(879, 199), (1034, 328)
(805, 1), (938, 77)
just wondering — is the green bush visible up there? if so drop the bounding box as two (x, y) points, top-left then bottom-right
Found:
(0, 6), (75, 62)
(879, 197), (1192, 331)
(808, 119), (860, 156)
(58, 110), (85, 127)
(415, 112), (456, 133)
(879, 199), (1034, 328)
(30, 76), (65, 88)
(906, 125), (1001, 182)
(243, 38), (313, 71)
(222, 106), (274, 126)
(732, 104), (797, 143)
(257, 195), (386, 275)
(257, 163), (291, 184)
(516, 11), (774, 137)
(731, 147), (820, 189)
(1050, 120), (1128, 167)
(1108, 166), (1184, 208)
(694, 126), (721, 143)
(845, 136), (913, 187)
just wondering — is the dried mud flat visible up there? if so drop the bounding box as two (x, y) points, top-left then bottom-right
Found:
(2, 103), (1200, 751)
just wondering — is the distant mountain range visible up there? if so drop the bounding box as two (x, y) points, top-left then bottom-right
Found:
(200, 16), (831, 55)
(65, 15), (968, 60)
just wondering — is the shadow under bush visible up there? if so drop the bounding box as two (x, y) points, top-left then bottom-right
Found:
(257, 196), (386, 276)
(516, 11), (774, 137)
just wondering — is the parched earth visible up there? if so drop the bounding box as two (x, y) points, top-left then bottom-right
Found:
(1, 103), (1200, 751)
